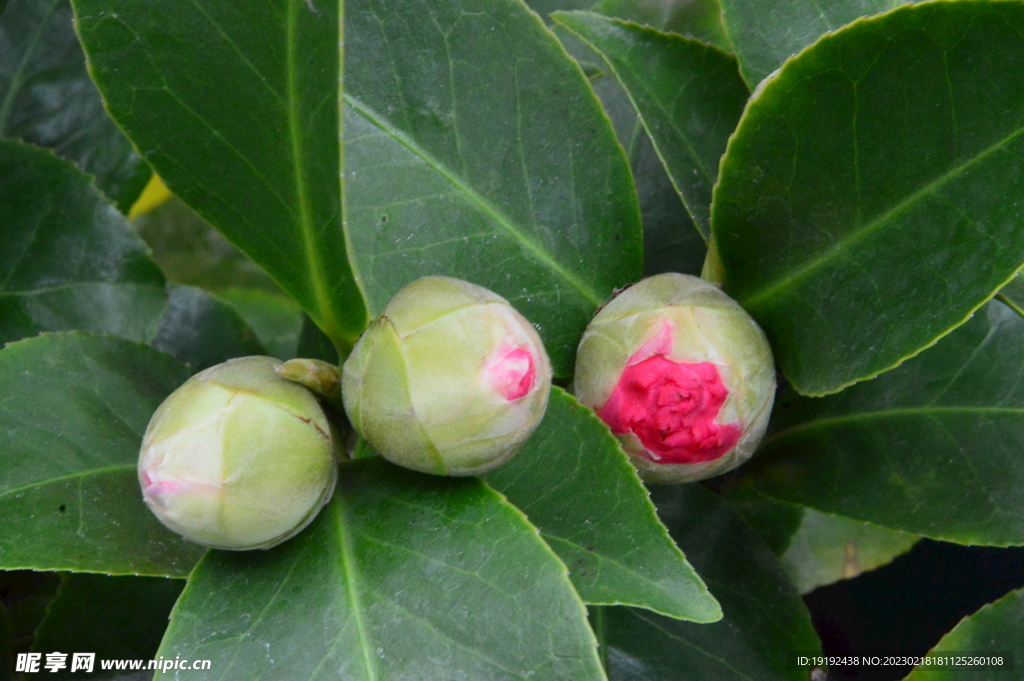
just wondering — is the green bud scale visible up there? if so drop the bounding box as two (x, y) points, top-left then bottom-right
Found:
(138, 356), (338, 550)
(342, 276), (552, 476)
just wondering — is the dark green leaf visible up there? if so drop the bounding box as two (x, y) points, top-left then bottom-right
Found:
(158, 457), (605, 680)
(0, 571), (61, 656)
(217, 288), (302, 361)
(720, 480), (918, 593)
(713, 2), (1024, 396)
(151, 284), (266, 370)
(484, 388), (720, 622)
(592, 484), (821, 680)
(555, 12), (747, 237)
(778, 508), (918, 594)
(719, 0), (913, 87)
(996, 271), (1024, 318)
(904, 587), (1023, 680)
(296, 313), (339, 365)
(555, 26), (706, 277)
(751, 301), (1024, 546)
(592, 0), (732, 56)
(0, 139), (166, 345)
(0, 0), (150, 211)
(31, 574), (183, 679)
(717, 478), (804, 555)
(132, 198), (284, 295)
(0, 332), (204, 575)
(73, 0), (367, 354)
(345, 0), (642, 376)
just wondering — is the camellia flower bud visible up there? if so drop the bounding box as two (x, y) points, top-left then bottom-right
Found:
(138, 356), (338, 550)
(342, 276), (552, 476)
(575, 273), (775, 483)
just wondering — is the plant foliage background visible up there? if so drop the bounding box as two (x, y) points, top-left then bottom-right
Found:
(1, 0), (1024, 678)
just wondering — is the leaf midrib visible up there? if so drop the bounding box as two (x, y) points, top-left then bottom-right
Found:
(764, 404), (1024, 445)
(740, 118), (1024, 310)
(343, 94), (604, 307)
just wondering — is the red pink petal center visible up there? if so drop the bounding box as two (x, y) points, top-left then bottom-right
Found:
(597, 335), (741, 464)
(485, 346), (536, 401)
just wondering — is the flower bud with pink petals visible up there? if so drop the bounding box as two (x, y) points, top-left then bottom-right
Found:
(138, 356), (339, 550)
(575, 273), (775, 483)
(342, 276), (552, 476)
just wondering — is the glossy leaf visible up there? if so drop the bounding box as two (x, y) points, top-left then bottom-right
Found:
(344, 0), (642, 375)
(157, 457), (605, 681)
(716, 479), (804, 555)
(592, 0), (731, 52)
(73, 0), (367, 354)
(0, 332), (204, 575)
(0, 139), (167, 345)
(526, 0), (594, 19)
(152, 284), (266, 370)
(719, 0), (912, 87)
(996, 271), (1024, 318)
(484, 388), (720, 622)
(555, 13), (747, 237)
(556, 27), (706, 276)
(752, 301), (1024, 546)
(217, 288), (302, 361)
(133, 198), (284, 295)
(591, 484), (821, 680)
(713, 2), (1024, 396)
(721, 482), (918, 593)
(31, 574), (184, 677)
(0, 0), (150, 211)
(904, 587), (1023, 680)
(0, 571), (61, 655)
(779, 509), (918, 594)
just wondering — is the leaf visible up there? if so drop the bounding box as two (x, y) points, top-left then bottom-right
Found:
(996, 271), (1024, 318)
(591, 484), (821, 680)
(524, 0), (595, 21)
(344, 0), (643, 376)
(132, 198), (284, 295)
(592, 0), (732, 55)
(719, 0), (913, 88)
(0, 332), (205, 575)
(0, 0), (150, 211)
(554, 12), (748, 237)
(778, 508), (919, 594)
(484, 388), (721, 622)
(721, 480), (918, 593)
(30, 574), (184, 679)
(555, 26), (706, 277)
(151, 284), (266, 370)
(713, 2), (1024, 396)
(157, 457), (606, 681)
(0, 571), (62, 654)
(297, 313), (339, 364)
(73, 0), (367, 354)
(0, 139), (167, 345)
(217, 288), (302, 361)
(904, 587), (1023, 680)
(750, 300), (1024, 546)
(716, 479), (805, 557)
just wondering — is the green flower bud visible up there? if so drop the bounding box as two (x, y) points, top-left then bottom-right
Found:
(575, 273), (775, 484)
(342, 276), (552, 476)
(138, 356), (338, 550)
